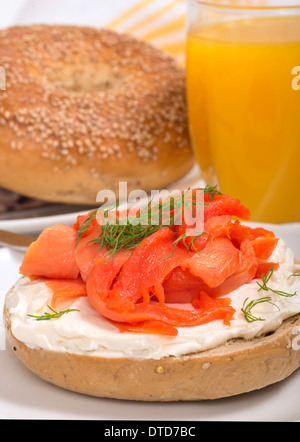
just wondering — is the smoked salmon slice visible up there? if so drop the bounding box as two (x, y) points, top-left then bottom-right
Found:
(107, 227), (193, 310)
(163, 267), (205, 304)
(163, 220), (278, 301)
(203, 194), (251, 221)
(86, 258), (236, 333)
(250, 237), (278, 260)
(114, 319), (178, 336)
(203, 238), (258, 297)
(19, 189), (280, 336)
(45, 277), (87, 308)
(192, 291), (233, 326)
(181, 237), (241, 288)
(86, 228), (236, 332)
(74, 225), (105, 281)
(20, 223), (79, 279)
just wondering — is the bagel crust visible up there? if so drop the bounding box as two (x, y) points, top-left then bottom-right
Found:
(0, 25), (194, 205)
(4, 289), (300, 401)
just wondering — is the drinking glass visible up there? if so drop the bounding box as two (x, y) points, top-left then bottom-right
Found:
(186, 0), (300, 222)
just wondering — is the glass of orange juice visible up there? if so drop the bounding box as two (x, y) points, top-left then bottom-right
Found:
(186, 0), (300, 223)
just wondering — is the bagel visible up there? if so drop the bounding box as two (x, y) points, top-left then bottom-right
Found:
(0, 25), (194, 205)
(4, 301), (300, 401)
(3, 239), (300, 401)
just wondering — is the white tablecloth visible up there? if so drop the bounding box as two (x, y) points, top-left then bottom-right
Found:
(0, 0), (187, 64)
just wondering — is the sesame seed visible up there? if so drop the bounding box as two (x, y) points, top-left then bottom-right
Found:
(1, 24), (190, 170)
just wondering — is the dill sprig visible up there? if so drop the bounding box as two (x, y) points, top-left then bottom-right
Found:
(91, 222), (162, 258)
(27, 305), (79, 321)
(203, 184), (222, 201)
(173, 232), (207, 254)
(242, 267), (297, 322)
(75, 186), (218, 260)
(87, 191), (184, 259)
(165, 232), (207, 259)
(75, 209), (98, 247)
(288, 272), (300, 279)
(256, 267), (297, 297)
(241, 296), (279, 323)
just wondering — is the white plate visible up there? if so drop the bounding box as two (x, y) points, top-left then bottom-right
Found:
(0, 222), (300, 421)
(0, 165), (204, 236)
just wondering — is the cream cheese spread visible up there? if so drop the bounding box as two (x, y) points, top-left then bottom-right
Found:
(6, 239), (300, 360)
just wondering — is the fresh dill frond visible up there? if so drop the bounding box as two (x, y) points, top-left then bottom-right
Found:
(27, 305), (79, 321)
(75, 209), (98, 247)
(288, 273), (300, 279)
(242, 267), (298, 322)
(257, 267), (297, 297)
(90, 222), (162, 259)
(165, 232), (207, 259)
(87, 192), (187, 259)
(241, 296), (279, 323)
(176, 232), (207, 254)
(75, 186), (219, 260)
(203, 184), (222, 201)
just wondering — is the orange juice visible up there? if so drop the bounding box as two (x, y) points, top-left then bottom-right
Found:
(187, 16), (300, 223)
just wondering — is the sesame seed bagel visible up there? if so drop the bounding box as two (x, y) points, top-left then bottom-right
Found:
(3, 289), (300, 401)
(0, 25), (194, 205)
